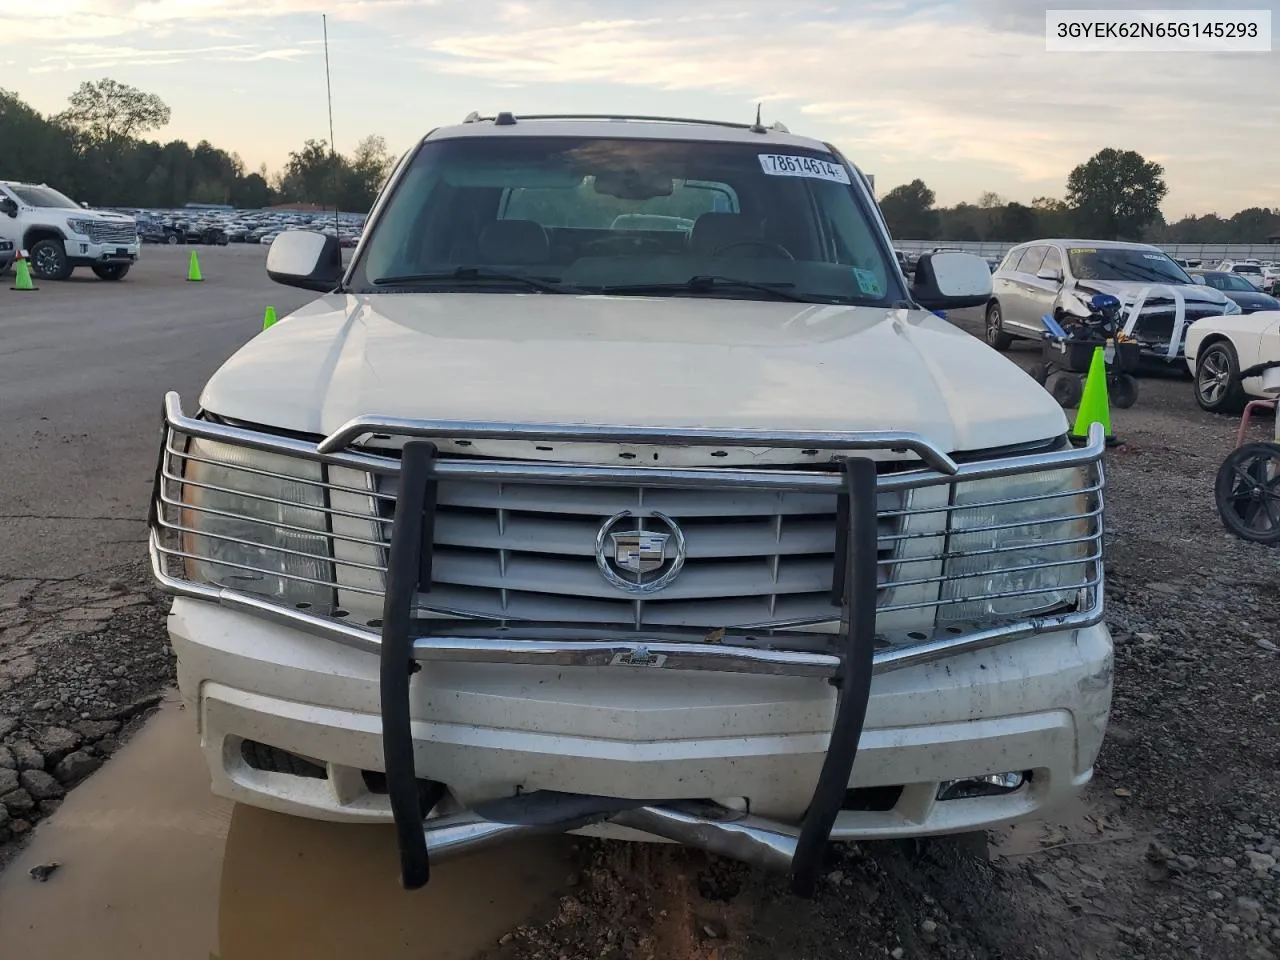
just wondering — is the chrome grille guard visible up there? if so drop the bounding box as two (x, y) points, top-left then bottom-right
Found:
(147, 392), (1107, 894)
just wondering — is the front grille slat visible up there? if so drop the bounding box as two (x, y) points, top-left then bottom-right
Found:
(432, 511), (840, 559)
(84, 222), (137, 244)
(432, 549), (835, 602)
(431, 480), (839, 517)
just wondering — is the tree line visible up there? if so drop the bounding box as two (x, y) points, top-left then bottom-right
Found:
(0, 79), (394, 212)
(878, 147), (1279, 244)
(3, 79), (1274, 239)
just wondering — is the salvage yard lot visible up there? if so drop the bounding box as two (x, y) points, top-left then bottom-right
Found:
(0, 250), (1277, 960)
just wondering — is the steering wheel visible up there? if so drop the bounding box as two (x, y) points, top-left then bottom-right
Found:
(712, 239), (795, 261)
(584, 235), (669, 255)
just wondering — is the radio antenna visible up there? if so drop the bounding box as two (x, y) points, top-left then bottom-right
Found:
(750, 102), (766, 134)
(322, 14), (340, 240)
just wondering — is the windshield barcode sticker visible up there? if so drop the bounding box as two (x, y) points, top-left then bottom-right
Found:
(758, 154), (851, 184)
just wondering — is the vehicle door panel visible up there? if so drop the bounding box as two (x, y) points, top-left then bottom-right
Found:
(1002, 245), (1047, 335)
(1024, 245), (1064, 332)
(1252, 314), (1280, 369)
(0, 187), (19, 247)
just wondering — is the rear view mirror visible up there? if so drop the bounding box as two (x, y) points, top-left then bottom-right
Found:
(266, 230), (343, 292)
(1036, 267), (1063, 282)
(910, 252), (992, 310)
(0, 197), (16, 218)
(593, 170), (673, 201)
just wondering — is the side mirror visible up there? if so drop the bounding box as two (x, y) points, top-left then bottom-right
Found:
(0, 197), (17, 218)
(266, 230), (344, 292)
(1036, 266), (1063, 282)
(910, 252), (992, 310)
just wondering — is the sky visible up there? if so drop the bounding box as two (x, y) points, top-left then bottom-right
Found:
(2, 0), (1277, 216)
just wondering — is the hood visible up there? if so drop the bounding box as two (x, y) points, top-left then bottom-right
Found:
(1072, 278), (1229, 308)
(1225, 290), (1280, 310)
(199, 294), (1068, 465)
(79, 210), (135, 222)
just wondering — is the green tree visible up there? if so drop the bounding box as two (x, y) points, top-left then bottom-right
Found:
(1031, 196), (1074, 236)
(1065, 148), (1167, 240)
(55, 78), (171, 143)
(340, 135), (396, 211)
(878, 179), (938, 240)
(997, 201), (1038, 242)
(279, 138), (348, 205)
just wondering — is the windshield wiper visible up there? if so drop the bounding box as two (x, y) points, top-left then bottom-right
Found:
(597, 275), (813, 303)
(372, 267), (581, 294)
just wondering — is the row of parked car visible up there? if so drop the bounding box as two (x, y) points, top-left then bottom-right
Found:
(123, 208), (366, 249)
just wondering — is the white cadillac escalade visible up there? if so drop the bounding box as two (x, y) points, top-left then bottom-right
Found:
(149, 113), (1112, 894)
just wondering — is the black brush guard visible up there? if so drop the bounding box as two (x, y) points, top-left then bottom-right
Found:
(378, 441), (879, 897)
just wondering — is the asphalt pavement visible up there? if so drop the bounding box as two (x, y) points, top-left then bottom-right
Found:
(0, 245), (317, 580)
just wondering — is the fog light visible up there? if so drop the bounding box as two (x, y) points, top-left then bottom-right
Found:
(936, 771), (1025, 801)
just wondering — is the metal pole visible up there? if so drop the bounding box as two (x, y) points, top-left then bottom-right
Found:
(323, 14), (340, 239)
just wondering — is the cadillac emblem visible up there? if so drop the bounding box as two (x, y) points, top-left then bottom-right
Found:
(595, 510), (687, 594)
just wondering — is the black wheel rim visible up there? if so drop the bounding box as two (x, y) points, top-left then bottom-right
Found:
(1219, 446), (1280, 539)
(34, 247), (61, 276)
(1197, 348), (1231, 405)
(1227, 457), (1280, 531)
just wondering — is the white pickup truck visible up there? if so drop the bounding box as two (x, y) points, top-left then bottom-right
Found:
(148, 113), (1112, 894)
(0, 180), (139, 281)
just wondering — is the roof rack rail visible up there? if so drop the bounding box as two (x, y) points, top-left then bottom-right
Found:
(459, 112), (790, 133)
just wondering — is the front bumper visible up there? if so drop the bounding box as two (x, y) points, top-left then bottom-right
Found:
(151, 393), (1110, 894)
(171, 597), (1111, 843)
(64, 236), (140, 265)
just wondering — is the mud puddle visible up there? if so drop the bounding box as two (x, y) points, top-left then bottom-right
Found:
(0, 697), (573, 959)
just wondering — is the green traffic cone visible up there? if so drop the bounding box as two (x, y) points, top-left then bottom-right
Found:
(10, 258), (37, 291)
(263, 305), (278, 329)
(1072, 346), (1115, 445)
(187, 250), (203, 282)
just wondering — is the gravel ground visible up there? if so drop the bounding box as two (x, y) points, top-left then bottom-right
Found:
(2, 312), (1277, 957)
(0, 560), (175, 869)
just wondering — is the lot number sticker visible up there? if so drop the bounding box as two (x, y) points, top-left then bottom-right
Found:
(758, 154), (851, 184)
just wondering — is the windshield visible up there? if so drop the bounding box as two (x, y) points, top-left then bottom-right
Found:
(353, 135), (899, 304)
(1204, 272), (1257, 292)
(7, 185), (79, 209)
(1067, 246), (1192, 284)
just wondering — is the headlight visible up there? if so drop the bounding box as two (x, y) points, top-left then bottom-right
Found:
(67, 218), (94, 237)
(178, 438), (334, 609)
(1224, 299), (1242, 315)
(938, 466), (1094, 624)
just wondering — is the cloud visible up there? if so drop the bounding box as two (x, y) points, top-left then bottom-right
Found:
(416, 2), (1279, 209)
(28, 40), (311, 71)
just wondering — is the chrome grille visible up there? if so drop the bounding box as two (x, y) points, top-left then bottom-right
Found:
(83, 222), (137, 244)
(152, 409), (1105, 665)
(373, 477), (908, 629)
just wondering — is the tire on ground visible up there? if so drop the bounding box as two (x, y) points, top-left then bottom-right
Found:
(28, 237), (73, 281)
(92, 264), (130, 281)
(1195, 340), (1248, 415)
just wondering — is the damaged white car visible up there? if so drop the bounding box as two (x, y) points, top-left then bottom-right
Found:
(986, 239), (1237, 363)
(149, 113), (1112, 894)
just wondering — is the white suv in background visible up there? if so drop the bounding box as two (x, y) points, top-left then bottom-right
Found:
(1217, 259), (1267, 291)
(0, 180), (140, 281)
(148, 113), (1112, 895)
